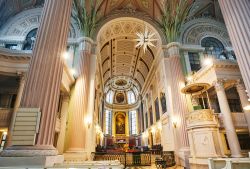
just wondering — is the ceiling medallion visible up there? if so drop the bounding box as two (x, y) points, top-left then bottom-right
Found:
(135, 26), (157, 52)
(115, 79), (128, 86)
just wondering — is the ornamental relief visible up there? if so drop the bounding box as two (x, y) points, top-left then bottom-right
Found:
(186, 109), (214, 124)
(181, 18), (231, 47)
(97, 19), (161, 48)
(0, 8), (79, 39)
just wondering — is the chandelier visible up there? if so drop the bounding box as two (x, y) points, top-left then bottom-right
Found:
(135, 27), (157, 53)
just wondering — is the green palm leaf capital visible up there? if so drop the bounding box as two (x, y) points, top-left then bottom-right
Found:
(161, 0), (194, 43)
(72, 0), (100, 38)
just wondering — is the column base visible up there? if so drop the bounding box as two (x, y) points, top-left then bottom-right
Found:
(0, 155), (64, 168)
(0, 155), (64, 167)
(178, 147), (190, 168)
(231, 154), (244, 158)
(0, 145), (63, 167)
(189, 157), (209, 169)
(0, 145), (58, 157)
(64, 150), (88, 163)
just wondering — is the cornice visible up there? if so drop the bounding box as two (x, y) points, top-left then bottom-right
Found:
(105, 100), (140, 111)
(0, 48), (31, 62)
(193, 59), (239, 82)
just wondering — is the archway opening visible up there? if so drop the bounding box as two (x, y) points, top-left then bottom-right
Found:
(95, 17), (163, 148)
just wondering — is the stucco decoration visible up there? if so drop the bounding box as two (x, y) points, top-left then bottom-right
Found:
(0, 8), (80, 42)
(97, 17), (161, 48)
(180, 18), (231, 47)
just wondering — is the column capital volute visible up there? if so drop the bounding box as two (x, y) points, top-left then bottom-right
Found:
(16, 71), (25, 77)
(61, 94), (70, 102)
(235, 79), (245, 91)
(16, 71), (26, 83)
(77, 37), (96, 53)
(162, 42), (181, 58)
(77, 37), (95, 44)
(213, 80), (225, 92)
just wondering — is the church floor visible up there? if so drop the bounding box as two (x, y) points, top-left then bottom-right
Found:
(126, 166), (183, 169)
(0, 165), (184, 169)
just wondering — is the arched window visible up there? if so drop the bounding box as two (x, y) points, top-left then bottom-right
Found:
(106, 90), (114, 104)
(23, 28), (38, 50)
(201, 37), (224, 57)
(127, 90), (136, 104)
(105, 110), (112, 135)
(129, 110), (137, 135)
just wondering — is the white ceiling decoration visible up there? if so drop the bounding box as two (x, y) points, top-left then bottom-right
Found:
(135, 26), (157, 53)
(97, 18), (161, 92)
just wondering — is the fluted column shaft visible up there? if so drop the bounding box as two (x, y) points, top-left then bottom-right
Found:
(236, 81), (250, 133)
(215, 81), (242, 157)
(164, 42), (189, 149)
(7, 74), (26, 146)
(67, 38), (93, 152)
(20, 0), (72, 146)
(57, 95), (70, 154)
(218, 0), (250, 98)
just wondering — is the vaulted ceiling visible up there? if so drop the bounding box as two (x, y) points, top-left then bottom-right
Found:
(95, 0), (164, 21)
(98, 18), (161, 92)
(0, 0), (224, 93)
(0, 0), (223, 29)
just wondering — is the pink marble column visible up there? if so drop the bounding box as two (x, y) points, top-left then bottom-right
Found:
(218, 0), (250, 98)
(165, 42), (189, 149)
(66, 38), (93, 152)
(18, 0), (72, 147)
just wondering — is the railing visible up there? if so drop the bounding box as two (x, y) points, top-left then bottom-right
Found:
(91, 152), (151, 167)
(208, 157), (250, 169)
(91, 151), (176, 168)
(217, 112), (248, 128)
(161, 151), (176, 167)
(0, 108), (12, 127)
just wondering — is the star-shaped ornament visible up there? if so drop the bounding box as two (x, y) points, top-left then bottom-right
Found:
(135, 27), (157, 52)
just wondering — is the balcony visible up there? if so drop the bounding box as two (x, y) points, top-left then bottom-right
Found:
(217, 112), (248, 128)
(191, 56), (241, 85)
(0, 108), (12, 128)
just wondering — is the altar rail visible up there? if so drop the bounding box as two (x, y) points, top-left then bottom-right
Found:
(91, 152), (151, 167)
(91, 151), (176, 168)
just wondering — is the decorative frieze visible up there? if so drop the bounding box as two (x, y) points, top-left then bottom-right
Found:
(186, 109), (215, 126)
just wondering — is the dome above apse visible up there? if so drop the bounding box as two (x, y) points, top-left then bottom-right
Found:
(105, 76), (139, 105)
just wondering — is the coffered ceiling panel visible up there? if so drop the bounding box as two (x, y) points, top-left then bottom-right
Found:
(97, 18), (161, 92)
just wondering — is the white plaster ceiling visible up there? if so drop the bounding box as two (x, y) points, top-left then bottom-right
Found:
(97, 18), (161, 91)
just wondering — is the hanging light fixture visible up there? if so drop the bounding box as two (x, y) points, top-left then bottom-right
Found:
(135, 25), (157, 53)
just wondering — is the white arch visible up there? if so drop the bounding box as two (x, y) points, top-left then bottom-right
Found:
(0, 7), (80, 41)
(96, 17), (162, 50)
(180, 18), (231, 47)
